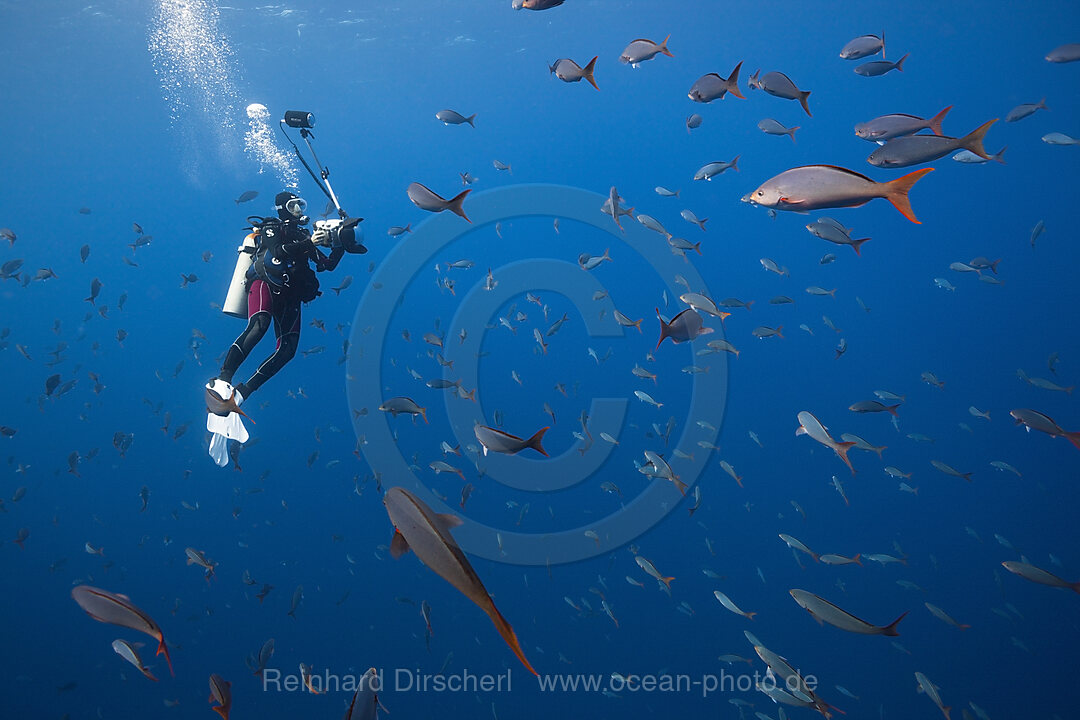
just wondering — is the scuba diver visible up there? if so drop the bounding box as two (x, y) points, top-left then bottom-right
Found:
(206, 110), (367, 466)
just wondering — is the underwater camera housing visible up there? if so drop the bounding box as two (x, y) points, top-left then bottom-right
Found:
(314, 217), (367, 254)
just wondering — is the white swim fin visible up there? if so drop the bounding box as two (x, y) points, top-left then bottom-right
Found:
(208, 431), (230, 467)
(206, 380), (249, 462)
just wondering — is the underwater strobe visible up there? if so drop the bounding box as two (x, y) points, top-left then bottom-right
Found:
(222, 109), (367, 318)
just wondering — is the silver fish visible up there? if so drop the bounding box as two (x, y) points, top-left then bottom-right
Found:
(742, 165), (933, 224)
(687, 62), (744, 102)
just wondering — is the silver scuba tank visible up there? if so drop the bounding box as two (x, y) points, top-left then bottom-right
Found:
(222, 232), (258, 318)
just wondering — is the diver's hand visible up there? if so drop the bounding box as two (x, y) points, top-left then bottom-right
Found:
(311, 229), (332, 247)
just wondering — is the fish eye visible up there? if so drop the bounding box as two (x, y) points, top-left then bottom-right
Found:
(757, 190), (764, 196)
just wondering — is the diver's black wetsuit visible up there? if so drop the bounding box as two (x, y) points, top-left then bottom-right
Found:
(218, 216), (343, 398)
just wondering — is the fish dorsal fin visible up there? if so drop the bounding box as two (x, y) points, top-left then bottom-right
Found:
(390, 530), (410, 559)
(437, 513), (464, 532)
(811, 165), (876, 183)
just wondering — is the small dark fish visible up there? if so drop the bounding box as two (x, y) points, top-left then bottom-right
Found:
(202, 250), (213, 262)
(840, 32), (885, 60)
(686, 114), (703, 132)
(854, 53), (908, 76)
(80, 244), (90, 263)
(85, 278), (103, 304)
(474, 425), (549, 456)
(1005, 98), (1048, 123)
(180, 273), (198, 288)
(78, 207), (92, 215)
(0, 426), (16, 438)
(550, 57), (599, 90)
(208, 673), (232, 719)
(620, 35), (673, 66)
(132, 222), (144, 234)
(407, 183), (471, 222)
(688, 62), (744, 103)
(45, 373), (61, 396)
(332, 275), (353, 295)
(235, 190), (259, 204)
(748, 69), (812, 116)
(256, 584), (273, 603)
(0, 227), (15, 245)
(288, 585), (303, 617)
(514, 0), (565, 8)
(436, 110), (476, 127)
(655, 308), (713, 350)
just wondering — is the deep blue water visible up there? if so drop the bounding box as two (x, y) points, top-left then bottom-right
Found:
(2, 1), (1079, 718)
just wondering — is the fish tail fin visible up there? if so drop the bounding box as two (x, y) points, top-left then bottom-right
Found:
(992, 146), (1007, 164)
(673, 477), (688, 495)
(776, 325), (784, 339)
(1039, 97), (1047, 110)
(942, 707), (952, 720)
(390, 529), (410, 559)
(894, 52), (909, 71)
(602, 247), (611, 262)
(836, 440), (857, 475)
(788, 126), (799, 144)
(745, 611), (758, 621)
(466, 114), (476, 128)
(661, 575), (675, 589)
(887, 404), (900, 417)
(447, 189), (472, 223)
(852, 553), (862, 566)
(798, 91), (811, 117)
(962, 472), (973, 482)
(526, 426), (550, 456)
(961, 119), (998, 160)
(727, 61), (744, 98)
(420, 407), (429, 424)
(928, 105), (952, 135)
(730, 155), (741, 171)
(852, 237), (870, 255)
(881, 29), (886, 59)
(488, 605), (538, 676)
(157, 637), (175, 677)
(874, 445), (886, 459)
(332, 288), (341, 296)
(1065, 431), (1080, 451)
(659, 34), (673, 57)
(655, 308), (670, 352)
(883, 610), (908, 636)
(884, 167), (934, 224)
(744, 300), (753, 311)
(583, 56), (599, 90)
(697, 217), (708, 231)
(632, 318), (642, 334)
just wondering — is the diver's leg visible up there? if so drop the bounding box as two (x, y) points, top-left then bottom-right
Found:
(236, 295), (301, 397)
(219, 279), (272, 383)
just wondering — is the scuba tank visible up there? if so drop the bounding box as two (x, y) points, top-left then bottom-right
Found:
(222, 231), (258, 318)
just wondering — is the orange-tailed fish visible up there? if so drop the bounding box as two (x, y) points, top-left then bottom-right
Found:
(209, 673), (232, 719)
(383, 487), (538, 675)
(742, 165), (933, 224)
(72, 585), (173, 676)
(790, 589), (907, 636)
